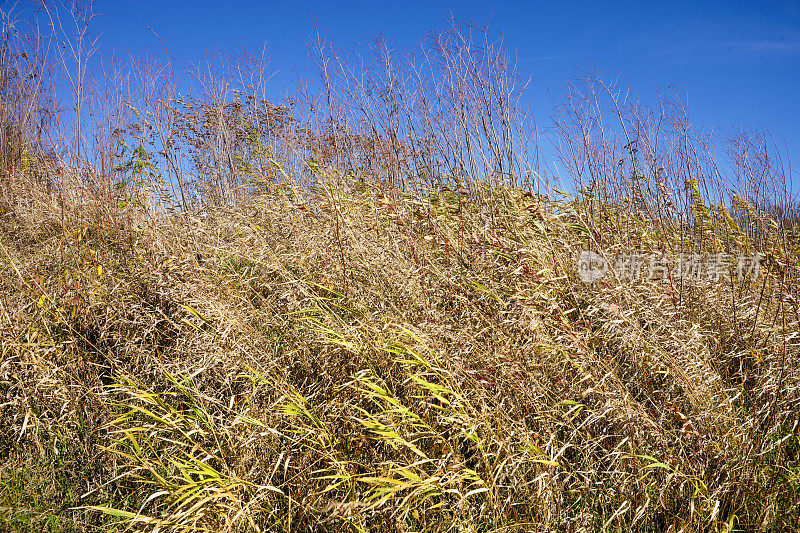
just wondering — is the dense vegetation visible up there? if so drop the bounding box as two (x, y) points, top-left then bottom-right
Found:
(1, 3), (798, 531)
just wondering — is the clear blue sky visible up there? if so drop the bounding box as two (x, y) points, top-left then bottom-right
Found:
(45, 1), (800, 183)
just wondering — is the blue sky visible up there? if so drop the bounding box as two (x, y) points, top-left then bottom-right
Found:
(28, 0), (800, 182)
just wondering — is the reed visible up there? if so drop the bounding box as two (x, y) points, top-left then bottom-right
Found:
(1, 3), (798, 531)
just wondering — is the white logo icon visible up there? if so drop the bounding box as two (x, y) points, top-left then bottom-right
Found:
(577, 251), (607, 282)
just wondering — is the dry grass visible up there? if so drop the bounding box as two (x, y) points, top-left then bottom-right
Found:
(1, 171), (798, 532)
(1, 5), (799, 531)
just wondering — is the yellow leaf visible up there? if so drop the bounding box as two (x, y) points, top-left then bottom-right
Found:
(97, 265), (103, 276)
(37, 294), (46, 308)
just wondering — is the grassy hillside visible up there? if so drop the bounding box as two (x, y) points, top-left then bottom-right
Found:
(1, 5), (799, 531)
(1, 175), (799, 532)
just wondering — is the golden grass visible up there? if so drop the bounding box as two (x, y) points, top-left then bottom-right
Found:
(1, 174), (798, 532)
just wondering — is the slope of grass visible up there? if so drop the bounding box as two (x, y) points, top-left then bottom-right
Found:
(1, 177), (798, 532)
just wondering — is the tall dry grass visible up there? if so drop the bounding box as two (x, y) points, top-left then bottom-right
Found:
(1, 3), (799, 532)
